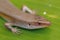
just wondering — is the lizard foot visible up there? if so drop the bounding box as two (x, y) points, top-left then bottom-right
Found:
(5, 23), (21, 34)
(11, 27), (21, 34)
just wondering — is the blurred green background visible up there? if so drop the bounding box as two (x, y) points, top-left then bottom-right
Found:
(0, 0), (60, 40)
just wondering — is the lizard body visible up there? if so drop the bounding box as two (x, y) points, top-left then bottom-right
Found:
(0, 0), (50, 34)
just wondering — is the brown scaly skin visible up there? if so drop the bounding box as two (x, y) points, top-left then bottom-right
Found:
(0, 0), (50, 34)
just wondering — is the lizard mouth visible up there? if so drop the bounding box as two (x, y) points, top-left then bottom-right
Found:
(28, 21), (50, 29)
(35, 21), (50, 27)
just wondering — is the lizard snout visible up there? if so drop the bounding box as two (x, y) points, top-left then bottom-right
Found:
(38, 21), (51, 26)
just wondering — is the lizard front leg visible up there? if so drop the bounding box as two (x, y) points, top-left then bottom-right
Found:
(21, 5), (36, 15)
(5, 22), (21, 34)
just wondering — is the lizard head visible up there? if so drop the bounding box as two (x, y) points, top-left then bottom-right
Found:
(26, 16), (51, 29)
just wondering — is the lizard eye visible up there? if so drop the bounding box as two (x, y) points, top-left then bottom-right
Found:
(34, 22), (42, 26)
(38, 23), (41, 25)
(29, 24), (31, 26)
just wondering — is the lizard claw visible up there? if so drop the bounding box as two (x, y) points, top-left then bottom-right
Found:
(11, 27), (21, 34)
